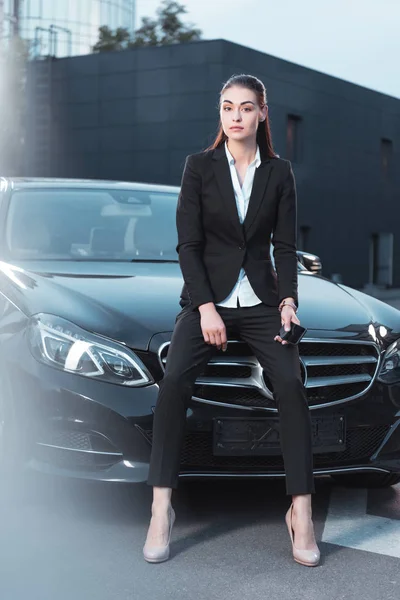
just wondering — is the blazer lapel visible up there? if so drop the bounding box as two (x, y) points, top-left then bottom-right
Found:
(212, 145), (274, 238)
(243, 159), (273, 234)
(211, 145), (243, 237)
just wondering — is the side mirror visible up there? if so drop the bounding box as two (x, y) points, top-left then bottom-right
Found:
(296, 250), (322, 275)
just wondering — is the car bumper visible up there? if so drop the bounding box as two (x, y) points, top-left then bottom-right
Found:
(5, 342), (400, 483)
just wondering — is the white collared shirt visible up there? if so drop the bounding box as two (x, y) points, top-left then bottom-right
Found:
(215, 142), (263, 308)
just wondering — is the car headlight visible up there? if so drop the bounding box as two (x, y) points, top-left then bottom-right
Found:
(377, 338), (400, 384)
(27, 313), (153, 386)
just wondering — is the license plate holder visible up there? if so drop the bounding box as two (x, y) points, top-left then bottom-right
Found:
(213, 415), (345, 456)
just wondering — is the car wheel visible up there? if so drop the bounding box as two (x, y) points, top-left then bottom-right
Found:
(330, 472), (400, 488)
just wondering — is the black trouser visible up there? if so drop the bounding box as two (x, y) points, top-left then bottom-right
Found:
(147, 302), (315, 495)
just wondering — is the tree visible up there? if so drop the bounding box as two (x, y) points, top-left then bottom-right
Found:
(92, 26), (132, 53)
(92, 0), (202, 52)
(131, 17), (160, 48)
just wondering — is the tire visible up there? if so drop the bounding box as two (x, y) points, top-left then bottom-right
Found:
(330, 472), (400, 488)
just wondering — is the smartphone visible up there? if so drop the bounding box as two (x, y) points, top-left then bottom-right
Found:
(279, 322), (307, 345)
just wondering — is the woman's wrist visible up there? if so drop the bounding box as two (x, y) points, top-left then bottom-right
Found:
(278, 297), (298, 313)
(198, 302), (216, 315)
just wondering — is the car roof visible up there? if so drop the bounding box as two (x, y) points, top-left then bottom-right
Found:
(1, 177), (181, 194)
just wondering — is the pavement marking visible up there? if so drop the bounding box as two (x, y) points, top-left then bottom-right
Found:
(322, 486), (400, 558)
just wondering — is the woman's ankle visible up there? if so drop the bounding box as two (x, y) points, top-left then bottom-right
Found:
(151, 486), (172, 513)
(151, 501), (171, 515)
(292, 494), (312, 517)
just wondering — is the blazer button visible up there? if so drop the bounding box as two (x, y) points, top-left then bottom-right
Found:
(238, 244), (245, 250)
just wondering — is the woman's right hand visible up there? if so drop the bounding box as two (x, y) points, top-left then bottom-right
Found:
(198, 303), (227, 351)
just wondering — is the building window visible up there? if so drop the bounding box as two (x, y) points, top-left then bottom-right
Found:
(369, 232), (393, 286)
(286, 114), (302, 163)
(381, 138), (393, 179)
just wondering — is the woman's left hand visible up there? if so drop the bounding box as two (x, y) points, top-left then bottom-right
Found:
(274, 305), (300, 345)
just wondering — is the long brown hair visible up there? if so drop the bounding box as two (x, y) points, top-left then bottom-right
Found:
(206, 74), (278, 159)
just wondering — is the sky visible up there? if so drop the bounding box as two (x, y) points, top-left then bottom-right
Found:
(136, 0), (400, 99)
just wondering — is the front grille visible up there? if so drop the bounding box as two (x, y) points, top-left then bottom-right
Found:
(145, 425), (390, 470)
(299, 343), (376, 357)
(34, 429), (122, 471)
(205, 364), (253, 379)
(194, 385), (272, 408)
(158, 339), (380, 409)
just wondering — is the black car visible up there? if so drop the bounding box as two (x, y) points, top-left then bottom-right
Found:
(1, 177), (400, 488)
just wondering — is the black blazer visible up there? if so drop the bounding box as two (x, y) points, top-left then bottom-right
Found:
(176, 144), (299, 310)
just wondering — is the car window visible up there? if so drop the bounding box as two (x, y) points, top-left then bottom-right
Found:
(4, 186), (302, 270)
(4, 188), (180, 261)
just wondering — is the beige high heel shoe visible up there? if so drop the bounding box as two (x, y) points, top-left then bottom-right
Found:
(285, 503), (320, 567)
(143, 504), (176, 563)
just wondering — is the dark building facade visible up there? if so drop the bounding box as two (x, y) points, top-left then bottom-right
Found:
(24, 39), (400, 289)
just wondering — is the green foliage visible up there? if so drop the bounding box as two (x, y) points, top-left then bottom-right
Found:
(92, 26), (132, 52)
(92, 0), (202, 52)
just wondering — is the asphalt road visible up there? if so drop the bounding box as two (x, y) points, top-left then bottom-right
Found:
(0, 471), (399, 600)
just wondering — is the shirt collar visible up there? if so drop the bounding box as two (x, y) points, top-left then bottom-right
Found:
(224, 141), (261, 168)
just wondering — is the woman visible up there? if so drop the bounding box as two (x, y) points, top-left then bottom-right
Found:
(143, 74), (320, 567)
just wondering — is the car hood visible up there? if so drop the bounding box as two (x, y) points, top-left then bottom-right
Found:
(2, 260), (400, 351)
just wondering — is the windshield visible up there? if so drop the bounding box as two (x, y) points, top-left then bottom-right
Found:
(4, 186), (303, 270)
(4, 188), (180, 261)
